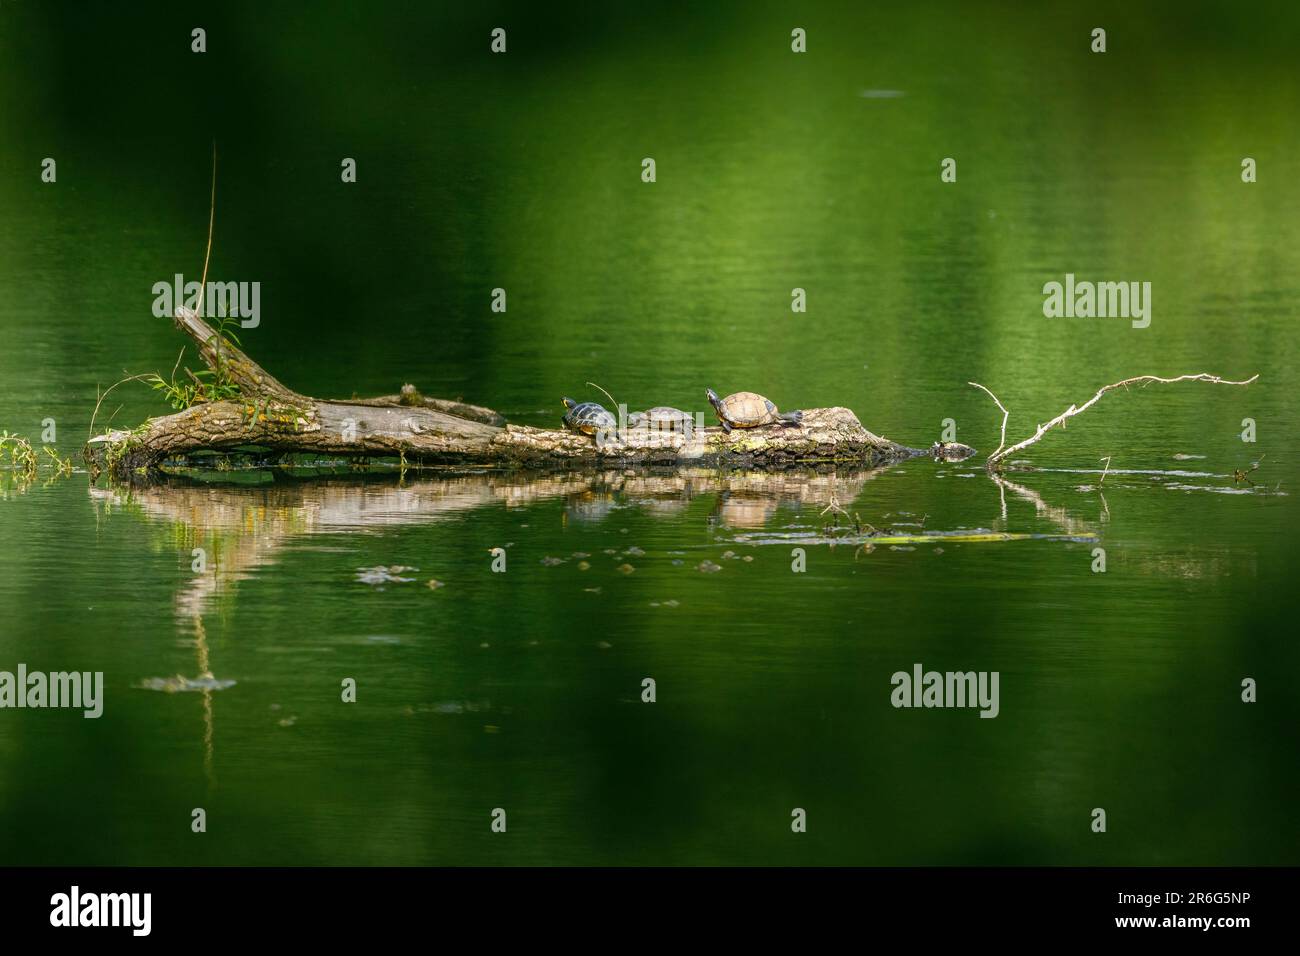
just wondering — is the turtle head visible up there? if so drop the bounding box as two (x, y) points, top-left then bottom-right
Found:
(562, 397), (577, 410)
(705, 388), (721, 407)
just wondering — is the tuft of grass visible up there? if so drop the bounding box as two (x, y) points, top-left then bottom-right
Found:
(147, 323), (243, 411)
(0, 432), (38, 479)
(43, 446), (75, 476)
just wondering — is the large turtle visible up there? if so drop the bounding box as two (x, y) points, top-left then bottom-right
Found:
(627, 406), (695, 431)
(562, 397), (617, 436)
(705, 389), (803, 433)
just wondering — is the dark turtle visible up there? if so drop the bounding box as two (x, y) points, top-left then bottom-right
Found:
(628, 406), (694, 431)
(705, 389), (802, 433)
(928, 441), (978, 462)
(562, 397), (617, 436)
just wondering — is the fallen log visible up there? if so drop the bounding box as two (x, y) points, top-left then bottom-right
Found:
(84, 308), (973, 479)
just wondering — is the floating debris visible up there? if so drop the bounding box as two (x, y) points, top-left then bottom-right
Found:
(671, 559), (684, 566)
(427, 700), (490, 715)
(136, 674), (236, 693)
(1173, 453), (1207, 460)
(277, 716), (297, 728)
(597, 641), (612, 649)
(426, 579), (445, 590)
(571, 552), (590, 559)
(721, 550), (738, 560)
(577, 561), (591, 571)
(540, 556), (566, 566)
(1165, 483), (1272, 495)
(742, 555), (754, 563)
(649, 599), (680, 609)
(617, 563), (636, 574)
(623, 546), (646, 557)
(697, 560), (722, 573)
(1039, 466), (1217, 478)
(356, 565), (418, 585)
(584, 586), (602, 593)
(732, 529), (1099, 546)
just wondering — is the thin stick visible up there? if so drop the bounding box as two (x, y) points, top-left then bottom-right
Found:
(967, 381), (1009, 460)
(87, 374), (156, 440)
(169, 346), (186, 384)
(970, 373), (1258, 467)
(1098, 456), (1112, 485)
(585, 381), (618, 409)
(197, 142), (217, 317)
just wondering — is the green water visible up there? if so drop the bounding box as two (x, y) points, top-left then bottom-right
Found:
(1, 1), (1297, 865)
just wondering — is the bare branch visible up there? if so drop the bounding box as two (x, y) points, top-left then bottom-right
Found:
(197, 142), (217, 317)
(974, 372), (1258, 468)
(968, 381), (1009, 460)
(86, 373), (157, 440)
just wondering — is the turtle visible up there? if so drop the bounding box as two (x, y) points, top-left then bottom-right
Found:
(705, 389), (803, 433)
(627, 406), (695, 431)
(562, 397), (617, 436)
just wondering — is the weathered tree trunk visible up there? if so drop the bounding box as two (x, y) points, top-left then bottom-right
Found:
(85, 308), (971, 479)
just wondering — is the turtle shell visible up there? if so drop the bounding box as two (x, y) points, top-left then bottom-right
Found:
(718, 391), (778, 427)
(632, 406), (693, 430)
(563, 401), (617, 435)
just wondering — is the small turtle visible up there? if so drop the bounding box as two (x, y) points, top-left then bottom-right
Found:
(928, 441), (978, 462)
(705, 389), (803, 433)
(628, 406), (694, 431)
(562, 397), (617, 436)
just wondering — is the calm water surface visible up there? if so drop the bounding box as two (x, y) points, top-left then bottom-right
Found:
(1, 2), (1297, 865)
